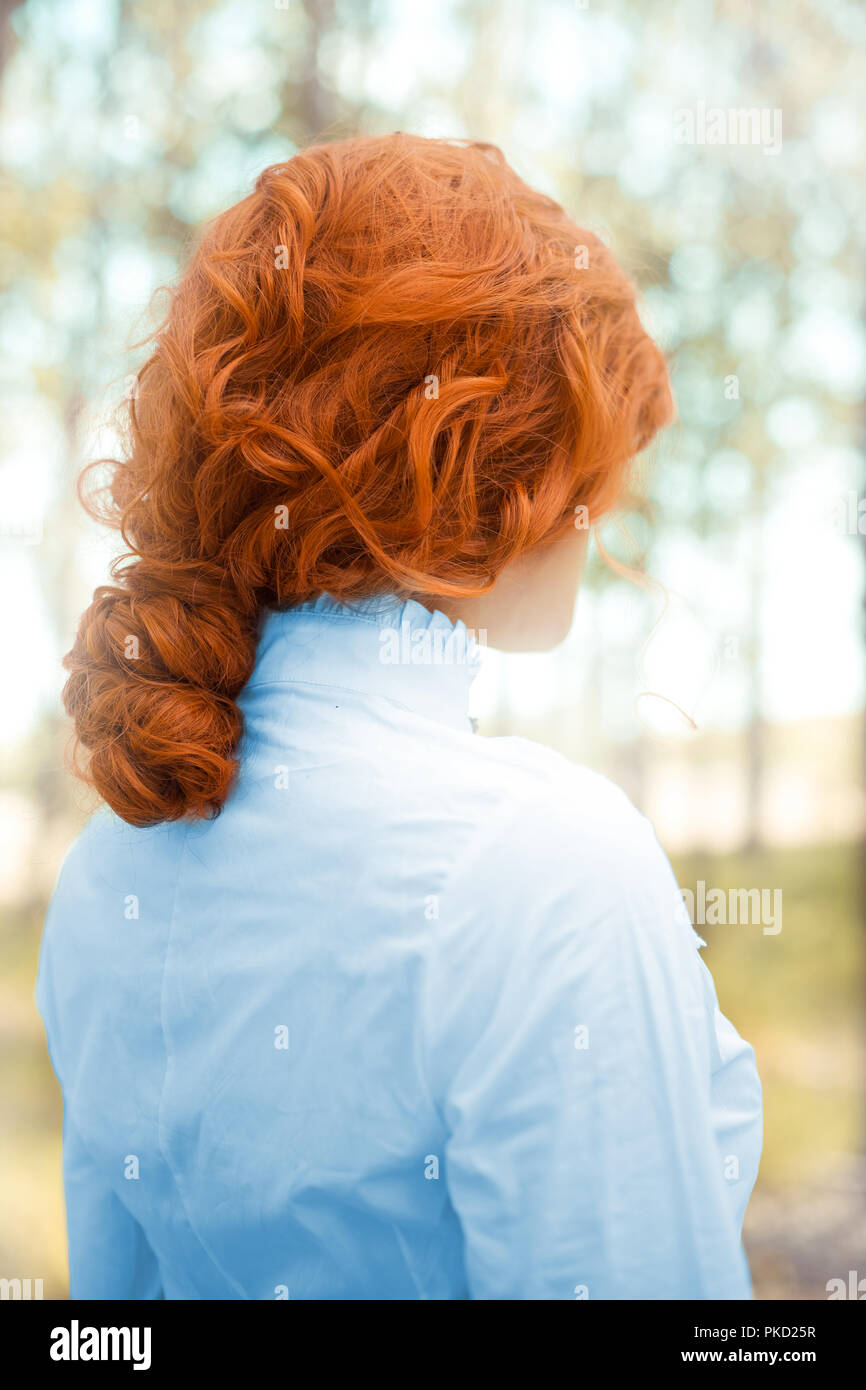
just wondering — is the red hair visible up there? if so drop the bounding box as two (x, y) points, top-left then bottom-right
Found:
(63, 133), (672, 827)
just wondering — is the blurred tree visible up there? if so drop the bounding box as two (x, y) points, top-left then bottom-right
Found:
(0, 0), (24, 74)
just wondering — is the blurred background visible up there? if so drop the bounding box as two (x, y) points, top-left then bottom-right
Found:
(1, 0), (864, 1299)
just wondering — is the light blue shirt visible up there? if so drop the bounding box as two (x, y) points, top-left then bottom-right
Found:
(36, 594), (762, 1300)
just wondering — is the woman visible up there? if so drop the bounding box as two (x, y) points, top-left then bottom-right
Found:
(37, 133), (761, 1300)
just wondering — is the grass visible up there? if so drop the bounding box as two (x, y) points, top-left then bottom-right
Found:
(670, 842), (864, 1188)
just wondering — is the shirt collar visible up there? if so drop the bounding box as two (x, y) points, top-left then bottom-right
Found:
(249, 593), (483, 733)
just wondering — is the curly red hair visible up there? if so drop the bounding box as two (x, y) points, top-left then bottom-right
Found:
(63, 133), (672, 827)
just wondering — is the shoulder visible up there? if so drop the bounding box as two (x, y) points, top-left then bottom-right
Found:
(448, 729), (673, 905)
(36, 810), (187, 1055)
(421, 734), (715, 1117)
(45, 808), (187, 929)
(428, 730), (702, 1015)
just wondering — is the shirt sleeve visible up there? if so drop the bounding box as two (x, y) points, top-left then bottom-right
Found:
(427, 788), (762, 1301)
(61, 1106), (164, 1299)
(35, 922), (164, 1300)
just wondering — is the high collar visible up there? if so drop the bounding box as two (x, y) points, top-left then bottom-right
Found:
(249, 594), (483, 733)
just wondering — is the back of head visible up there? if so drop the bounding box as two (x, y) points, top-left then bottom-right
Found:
(63, 133), (672, 827)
